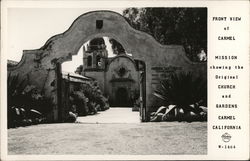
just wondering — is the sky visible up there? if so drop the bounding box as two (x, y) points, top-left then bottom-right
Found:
(7, 8), (125, 72)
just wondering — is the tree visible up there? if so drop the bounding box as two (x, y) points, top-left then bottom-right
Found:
(109, 38), (126, 55)
(75, 65), (83, 74)
(123, 8), (207, 61)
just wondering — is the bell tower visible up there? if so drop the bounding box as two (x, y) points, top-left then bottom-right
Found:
(83, 37), (108, 70)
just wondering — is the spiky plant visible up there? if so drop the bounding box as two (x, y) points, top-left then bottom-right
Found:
(154, 72), (207, 114)
(8, 73), (53, 127)
(7, 73), (28, 128)
(7, 73), (28, 107)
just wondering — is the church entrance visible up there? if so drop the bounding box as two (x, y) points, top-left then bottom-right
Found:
(115, 87), (130, 107)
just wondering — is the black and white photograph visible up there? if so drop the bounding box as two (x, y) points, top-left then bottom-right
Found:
(6, 6), (208, 155)
(1, 0), (249, 160)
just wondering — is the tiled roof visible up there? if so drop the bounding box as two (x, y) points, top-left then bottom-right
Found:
(62, 71), (93, 83)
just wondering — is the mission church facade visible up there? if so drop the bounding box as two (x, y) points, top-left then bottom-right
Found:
(81, 37), (140, 107)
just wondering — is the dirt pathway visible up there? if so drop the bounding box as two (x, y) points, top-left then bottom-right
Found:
(8, 121), (207, 155)
(77, 108), (140, 123)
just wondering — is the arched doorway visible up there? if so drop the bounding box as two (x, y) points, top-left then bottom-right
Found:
(115, 87), (130, 107)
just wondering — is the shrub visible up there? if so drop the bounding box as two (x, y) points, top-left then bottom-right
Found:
(7, 73), (52, 128)
(66, 111), (77, 123)
(152, 72), (207, 122)
(68, 81), (109, 118)
(69, 91), (88, 116)
(154, 72), (207, 113)
(7, 73), (28, 108)
(80, 82), (109, 112)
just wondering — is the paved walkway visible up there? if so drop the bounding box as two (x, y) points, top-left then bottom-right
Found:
(77, 107), (140, 123)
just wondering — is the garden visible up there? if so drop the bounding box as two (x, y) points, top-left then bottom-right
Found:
(7, 73), (52, 128)
(7, 73), (109, 128)
(67, 81), (109, 122)
(150, 72), (207, 122)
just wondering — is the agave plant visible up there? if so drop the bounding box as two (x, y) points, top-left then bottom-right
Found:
(7, 73), (28, 107)
(153, 72), (207, 114)
(8, 73), (29, 128)
(7, 73), (52, 128)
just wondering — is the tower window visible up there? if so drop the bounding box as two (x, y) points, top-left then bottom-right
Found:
(87, 56), (92, 67)
(96, 55), (101, 67)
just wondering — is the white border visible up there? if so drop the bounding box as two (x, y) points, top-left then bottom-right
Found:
(1, 0), (249, 160)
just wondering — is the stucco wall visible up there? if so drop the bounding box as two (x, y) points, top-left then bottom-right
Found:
(8, 50), (59, 121)
(8, 11), (206, 121)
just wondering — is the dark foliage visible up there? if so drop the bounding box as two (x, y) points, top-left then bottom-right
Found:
(7, 73), (52, 128)
(123, 8), (207, 61)
(80, 82), (109, 111)
(69, 91), (88, 116)
(69, 81), (109, 117)
(75, 65), (83, 75)
(109, 38), (126, 55)
(7, 73), (28, 108)
(154, 72), (207, 113)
